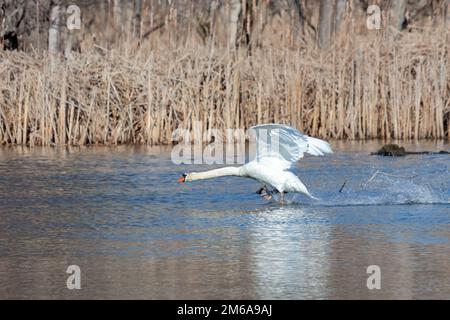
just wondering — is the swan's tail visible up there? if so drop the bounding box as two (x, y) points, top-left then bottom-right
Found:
(303, 188), (320, 201)
(295, 177), (320, 200)
(307, 193), (320, 201)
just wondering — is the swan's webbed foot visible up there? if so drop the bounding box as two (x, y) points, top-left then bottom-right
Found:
(257, 185), (280, 201)
(256, 185), (267, 194)
(257, 185), (272, 200)
(263, 191), (275, 200)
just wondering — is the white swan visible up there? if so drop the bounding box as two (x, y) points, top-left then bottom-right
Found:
(178, 124), (333, 202)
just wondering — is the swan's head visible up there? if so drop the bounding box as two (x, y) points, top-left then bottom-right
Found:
(178, 173), (191, 183)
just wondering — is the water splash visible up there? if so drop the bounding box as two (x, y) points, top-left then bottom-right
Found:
(286, 171), (448, 207)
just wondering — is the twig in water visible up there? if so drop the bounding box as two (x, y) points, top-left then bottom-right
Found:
(339, 179), (348, 193)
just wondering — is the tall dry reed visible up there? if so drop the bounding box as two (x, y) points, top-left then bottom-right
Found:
(0, 27), (449, 146)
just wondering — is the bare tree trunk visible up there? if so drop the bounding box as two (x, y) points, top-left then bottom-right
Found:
(246, 0), (268, 52)
(64, 30), (75, 59)
(114, 0), (124, 34)
(209, 0), (220, 39)
(99, 0), (109, 28)
(132, 0), (142, 38)
(36, 0), (40, 52)
(228, 0), (242, 50)
(1, 0), (25, 50)
(318, 0), (334, 49)
(334, 0), (347, 34)
(49, 0), (64, 64)
(292, 0), (304, 38)
(445, 0), (450, 29)
(389, 0), (407, 31)
(292, 0), (316, 40)
(64, 4), (82, 59)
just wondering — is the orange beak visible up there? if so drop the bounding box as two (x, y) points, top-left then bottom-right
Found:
(178, 176), (185, 183)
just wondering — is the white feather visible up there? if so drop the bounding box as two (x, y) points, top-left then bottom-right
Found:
(250, 124), (333, 168)
(183, 124), (333, 201)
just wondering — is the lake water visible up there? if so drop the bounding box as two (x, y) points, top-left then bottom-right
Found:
(0, 141), (449, 299)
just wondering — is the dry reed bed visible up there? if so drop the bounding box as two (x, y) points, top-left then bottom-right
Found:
(0, 31), (449, 146)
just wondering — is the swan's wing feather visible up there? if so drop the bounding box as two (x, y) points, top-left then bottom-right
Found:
(256, 156), (292, 172)
(303, 136), (334, 156)
(250, 124), (333, 169)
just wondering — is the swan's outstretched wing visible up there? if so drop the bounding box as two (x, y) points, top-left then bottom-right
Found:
(250, 124), (333, 169)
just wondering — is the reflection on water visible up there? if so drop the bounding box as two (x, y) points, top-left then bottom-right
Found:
(0, 141), (449, 299)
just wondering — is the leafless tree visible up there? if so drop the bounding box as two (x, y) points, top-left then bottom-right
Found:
(334, 0), (347, 34)
(291, 0), (316, 41)
(65, 3), (81, 59)
(0, 0), (26, 50)
(228, 0), (241, 50)
(48, 0), (64, 63)
(318, 0), (334, 49)
(99, 0), (109, 29)
(133, 0), (142, 38)
(2, 0), (450, 54)
(113, 0), (125, 34)
(444, 0), (450, 28)
(389, 0), (408, 31)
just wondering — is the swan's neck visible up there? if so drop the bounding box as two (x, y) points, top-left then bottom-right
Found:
(188, 166), (243, 181)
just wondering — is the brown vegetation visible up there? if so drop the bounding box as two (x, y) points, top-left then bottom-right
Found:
(0, 1), (449, 145)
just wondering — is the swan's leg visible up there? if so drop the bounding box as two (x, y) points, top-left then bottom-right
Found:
(261, 193), (273, 200)
(260, 186), (273, 200)
(256, 185), (267, 194)
(256, 185), (275, 200)
(256, 186), (285, 201)
(279, 191), (285, 204)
